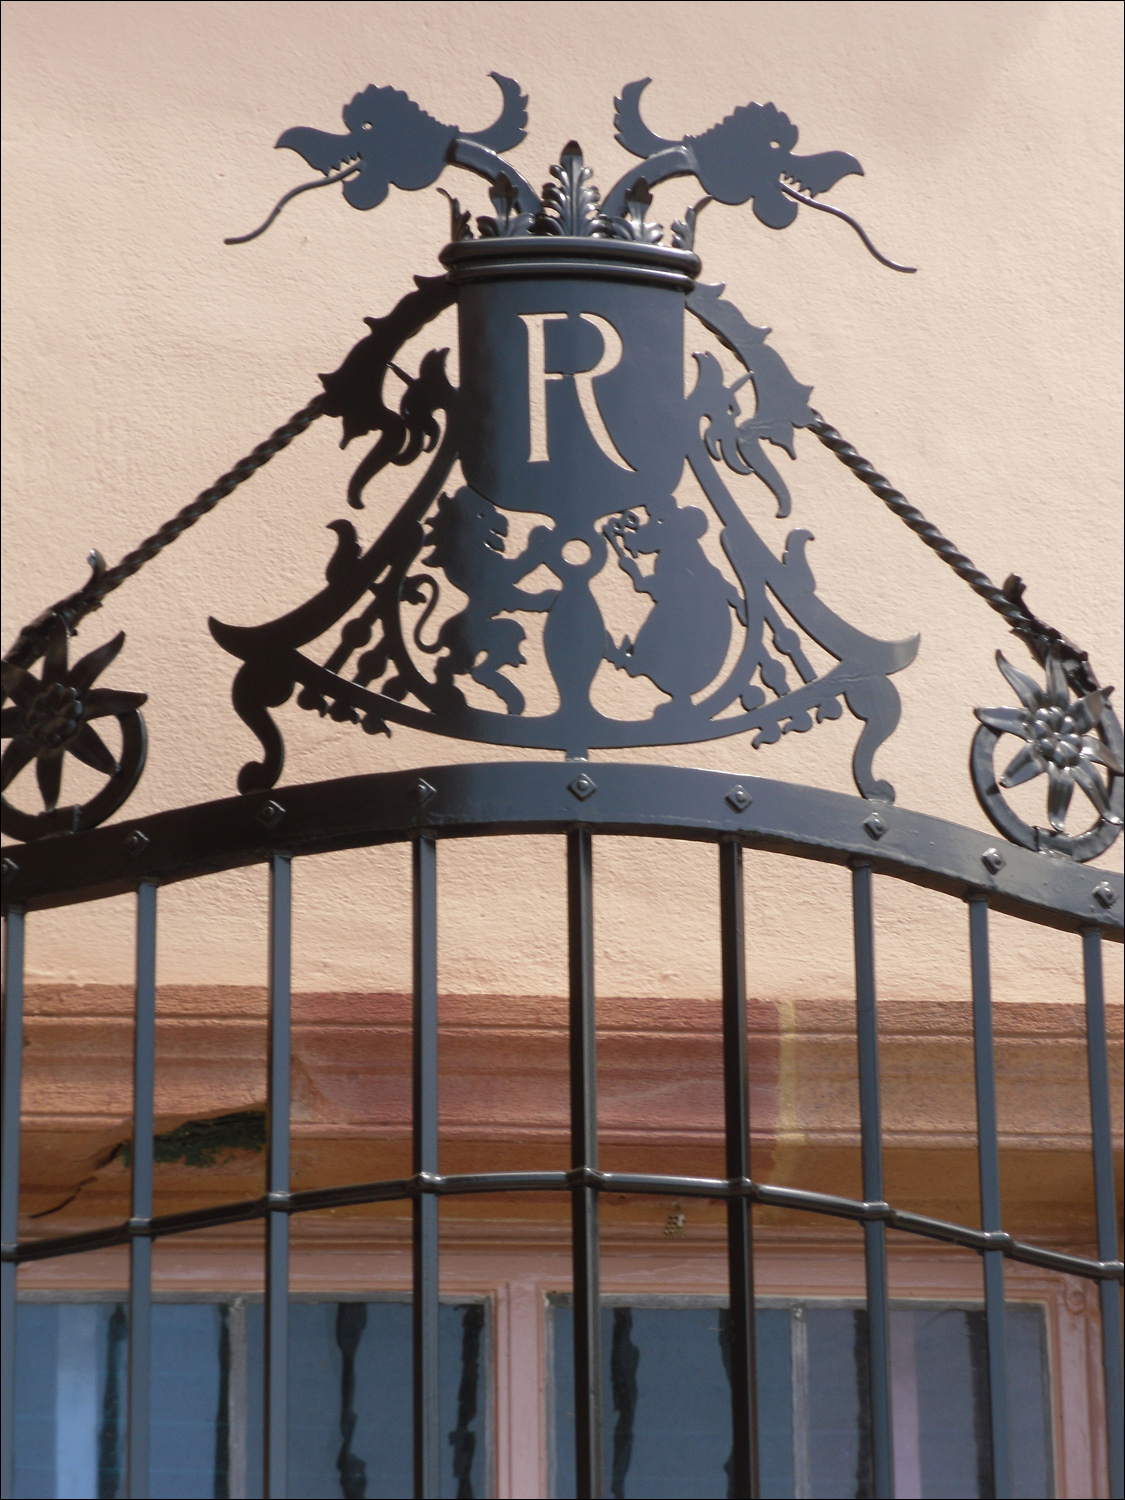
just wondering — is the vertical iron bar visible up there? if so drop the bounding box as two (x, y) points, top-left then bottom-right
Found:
(127, 881), (157, 1499)
(720, 838), (758, 1499)
(413, 834), (441, 1499)
(264, 854), (291, 1500)
(1, 906), (26, 1499)
(568, 827), (603, 1500)
(851, 862), (894, 1500)
(1082, 928), (1124, 1500)
(967, 897), (1011, 1500)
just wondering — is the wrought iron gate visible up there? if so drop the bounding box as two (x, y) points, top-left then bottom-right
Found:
(2, 74), (1122, 1500)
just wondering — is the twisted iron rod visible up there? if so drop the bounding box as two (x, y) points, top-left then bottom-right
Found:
(3, 395), (326, 670)
(2, 392), (1097, 702)
(806, 411), (1098, 693)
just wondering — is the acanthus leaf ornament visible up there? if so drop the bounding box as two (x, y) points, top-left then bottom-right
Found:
(971, 650), (1124, 862)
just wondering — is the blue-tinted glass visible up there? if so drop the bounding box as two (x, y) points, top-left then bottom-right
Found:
(245, 1300), (488, 1499)
(913, 1308), (984, 1498)
(550, 1303), (792, 1499)
(808, 1303), (1055, 1500)
(17, 1298), (488, 1500)
(13, 1304), (59, 1500)
(1006, 1303), (1053, 1500)
(149, 1303), (226, 1499)
(805, 1307), (866, 1499)
(13, 1302), (126, 1500)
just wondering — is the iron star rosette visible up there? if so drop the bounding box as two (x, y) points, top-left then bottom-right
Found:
(971, 651), (1124, 862)
(1, 624), (148, 841)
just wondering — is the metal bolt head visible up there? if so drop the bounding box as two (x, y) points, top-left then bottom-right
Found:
(1, 857), (18, 885)
(981, 847), (1005, 875)
(568, 772), (597, 802)
(257, 800), (285, 829)
(123, 830), (150, 855)
(863, 811), (887, 841)
(725, 784), (751, 813)
(413, 778), (437, 807)
(1093, 881), (1117, 910)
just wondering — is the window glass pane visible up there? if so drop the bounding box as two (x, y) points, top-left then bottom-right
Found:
(894, 1305), (1053, 1500)
(1006, 1303), (1053, 1500)
(805, 1305), (867, 1498)
(549, 1302), (792, 1499)
(245, 1300), (487, 1499)
(14, 1302), (126, 1500)
(150, 1303), (228, 1499)
(549, 1300), (1053, 1500)
(15, 1298), (489, 1500)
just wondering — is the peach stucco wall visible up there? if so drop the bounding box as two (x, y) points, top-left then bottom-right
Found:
(2, 1), (1122, 1002)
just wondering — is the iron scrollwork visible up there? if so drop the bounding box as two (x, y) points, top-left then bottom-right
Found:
(1, 623), (147, 841)
(213, 95), (919, 800)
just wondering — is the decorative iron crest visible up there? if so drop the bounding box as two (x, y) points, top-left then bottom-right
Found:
(6, 76), (1118, 865)
(213, 79), (920, 801)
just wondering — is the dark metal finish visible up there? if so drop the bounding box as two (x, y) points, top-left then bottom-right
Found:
(9, 1163), (1121, 1280)
(2, 72), (1121, 1500)
(719, 839), (758, 1499)
(967, 898), (1012, 1500)
(235, 75), (908, 272)
(6, 763), (1119, 937)
(210, 242), (917, 800)
(851, 864), (893, 1499)
(1082, 929), (1125, 1500)
(127, 881), (157, 1499)
(568, 828), (604, 1499)
(1, 626), (147, 841)
(265, 854), (291, 1499)
(232, 73), (533, 241)
(413, 835), (441, 1498)
(0, 905), (25, 1498)
(973, 651), (1123, 862)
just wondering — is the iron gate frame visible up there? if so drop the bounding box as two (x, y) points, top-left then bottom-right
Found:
(2, 760), (1122, 1500)
(2, 68), (1123, 1500)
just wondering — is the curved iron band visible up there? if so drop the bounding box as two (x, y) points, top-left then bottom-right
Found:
(441, 258), (699, 289)
(3, 762), (1120, 932)
(8, 1170), (1123, 1283)
(439, 236), (702, 290)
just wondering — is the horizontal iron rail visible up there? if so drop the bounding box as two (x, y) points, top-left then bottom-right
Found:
(2, 763), (1120, 936)
(8, 1169), (1122, 1282)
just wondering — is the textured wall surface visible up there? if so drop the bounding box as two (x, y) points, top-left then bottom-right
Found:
(2, 1), (1122, 1000)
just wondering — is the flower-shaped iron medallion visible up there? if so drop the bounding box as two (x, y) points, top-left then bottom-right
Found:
(971, 651), (1123, 862)
(1, 626), (147, 841)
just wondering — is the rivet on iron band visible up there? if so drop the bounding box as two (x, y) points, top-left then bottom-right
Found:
(257, 800), (286, 829)
(414, 778), (437, 807)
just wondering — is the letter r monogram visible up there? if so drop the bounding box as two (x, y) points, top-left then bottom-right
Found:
(518, 312), (633, 469)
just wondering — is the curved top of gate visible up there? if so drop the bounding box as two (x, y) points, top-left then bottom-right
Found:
(1, 74), (1121, 925)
